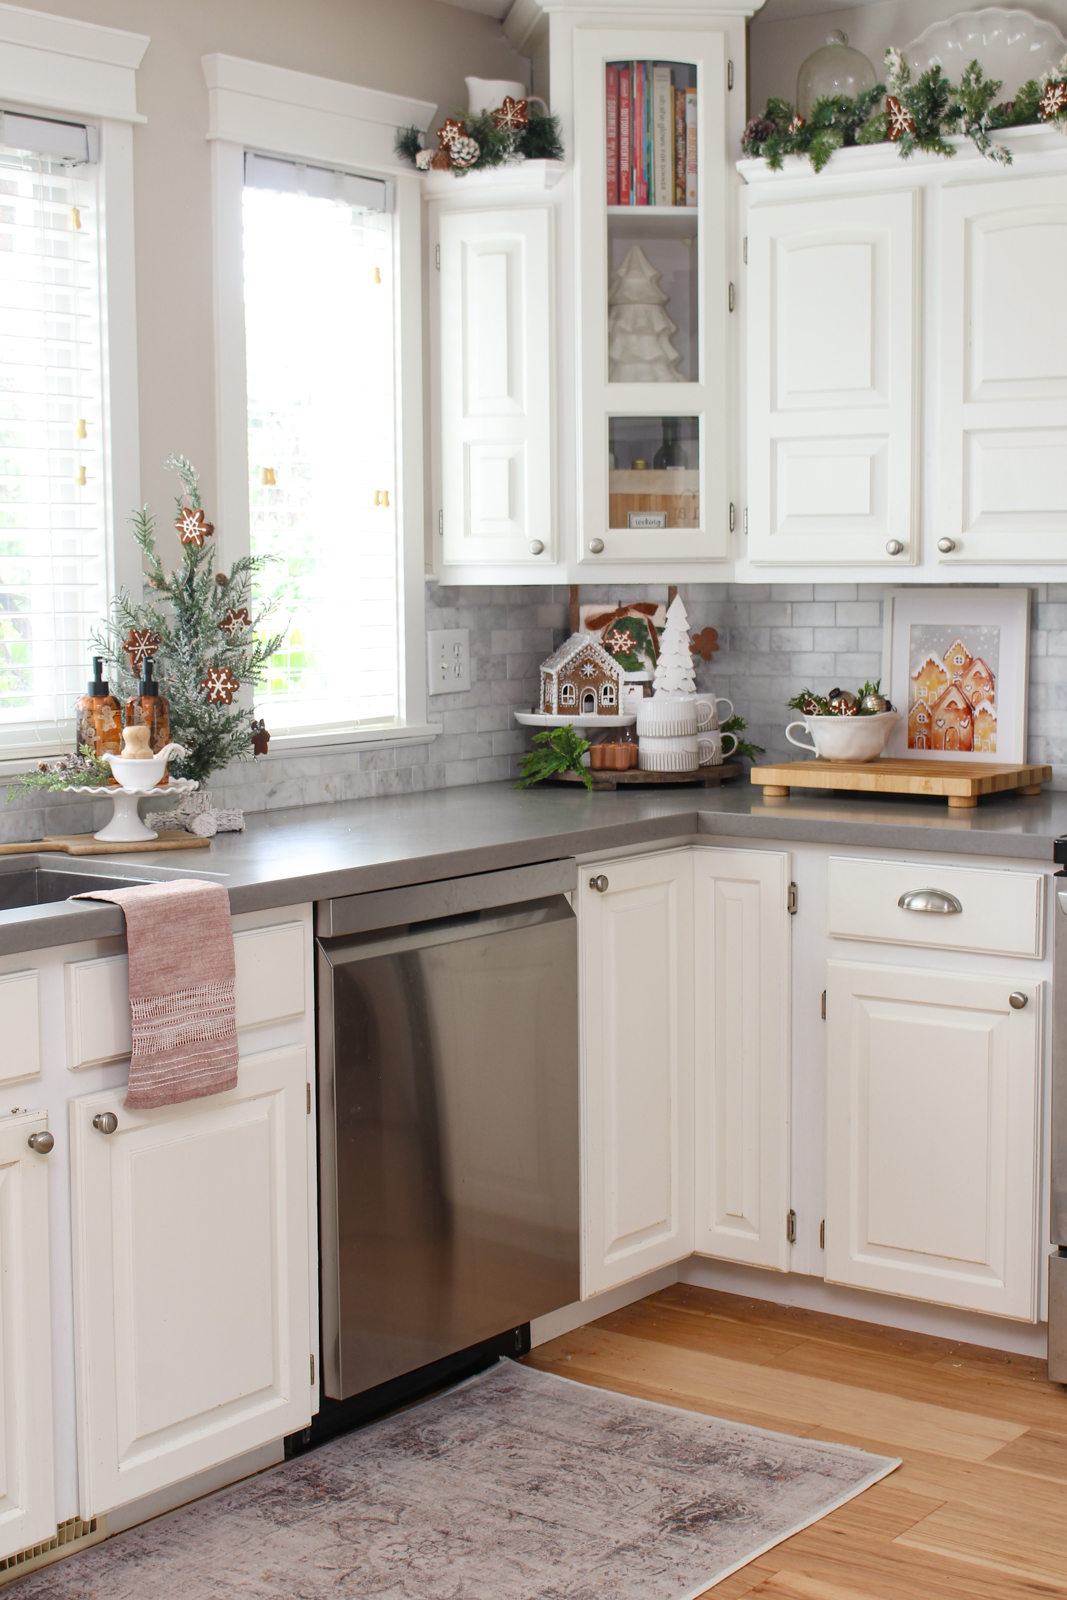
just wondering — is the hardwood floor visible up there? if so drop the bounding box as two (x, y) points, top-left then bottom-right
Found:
(524, 1282), (1067, 1599)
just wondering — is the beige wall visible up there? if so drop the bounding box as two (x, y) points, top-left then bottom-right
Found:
(14, 0), (524, 527)
(749, 0), (1067, 113)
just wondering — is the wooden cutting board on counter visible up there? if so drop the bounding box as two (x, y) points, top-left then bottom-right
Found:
(749, 758), (1051, 809)
(0, 831), (210, 855)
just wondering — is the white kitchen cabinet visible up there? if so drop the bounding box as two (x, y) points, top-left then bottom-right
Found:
(745, 187), (919, 566)
(693, 849), (791, 1269)
(0, 1112), (55, 1558)
(580, 850), (694, 1295)
(438, 206), (555, 567)
(937, 170), (1067, 564)
(69, 1045), (312, 1516)
(825, 960), (1041, 1320)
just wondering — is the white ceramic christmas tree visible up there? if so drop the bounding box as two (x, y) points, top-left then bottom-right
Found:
(652, 595), (696, 697)
(608, 245), (684, 383)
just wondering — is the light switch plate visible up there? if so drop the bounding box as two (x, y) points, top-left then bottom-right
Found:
(427, 628), (471, 695)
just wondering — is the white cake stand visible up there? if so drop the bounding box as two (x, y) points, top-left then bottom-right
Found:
(56, 778), (199, 843)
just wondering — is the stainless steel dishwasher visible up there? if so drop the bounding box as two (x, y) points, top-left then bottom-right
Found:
(316, 860), (580, 1401)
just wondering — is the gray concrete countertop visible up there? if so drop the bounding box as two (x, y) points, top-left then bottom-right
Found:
(2, 777), (1065, 955)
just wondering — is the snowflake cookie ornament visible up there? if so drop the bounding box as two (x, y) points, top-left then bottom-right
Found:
(437, 118), (466, 151)
(219, 606), (252, 639)
(176, 506), (214, 547)
(1040, 80), (1067, 122)
(885, 95), (915, 141)
(199, 664), (240, 705)
(123, 627), (161, 671)
(492, 96), (529, 132)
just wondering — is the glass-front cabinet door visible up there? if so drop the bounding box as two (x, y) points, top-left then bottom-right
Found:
(575, 29), (729, 564)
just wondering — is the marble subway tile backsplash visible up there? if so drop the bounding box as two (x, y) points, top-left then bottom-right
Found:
(0, 581), (1061, 844)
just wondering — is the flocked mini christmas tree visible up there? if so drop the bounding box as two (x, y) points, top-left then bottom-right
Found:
(607, 245), (684, 383)
(652, 594), (696, 697)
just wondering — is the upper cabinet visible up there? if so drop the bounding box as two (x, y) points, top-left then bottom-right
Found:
(740, 129), (1067, 576)
(429, 0), (755, 583)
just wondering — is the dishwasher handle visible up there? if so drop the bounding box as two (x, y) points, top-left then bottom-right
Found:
(317, 859), (577, 938)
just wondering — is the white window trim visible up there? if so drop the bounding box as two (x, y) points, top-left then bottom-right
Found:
(202, 52), (439, 752)
(0, 2), (147, 773)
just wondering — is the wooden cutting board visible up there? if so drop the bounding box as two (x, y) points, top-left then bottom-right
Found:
(748, 758), (1051, 809)
(548, 762), (745, 791)
(0, 831), (210, 856)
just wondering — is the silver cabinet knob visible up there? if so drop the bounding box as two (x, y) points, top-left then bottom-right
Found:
(937, 537), (956, 553)
(898, 888), (963, 915)
(588, 539), (605, 554)
(529, 539), (544, 555)
(885, 539), (904, 556)
(27, 1131), (53, 1154)
(92, 1112), (118, 1135)
(1009, 991), (1028, 1010)
(589, 874), (610, 893)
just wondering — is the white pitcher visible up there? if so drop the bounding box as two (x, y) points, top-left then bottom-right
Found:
(465, 77), (549, 117)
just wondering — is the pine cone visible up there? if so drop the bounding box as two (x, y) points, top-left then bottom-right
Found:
(742, 117), (778, 149)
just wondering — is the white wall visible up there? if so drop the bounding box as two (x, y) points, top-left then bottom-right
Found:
(749, 0), (1067, 112)
(11, 0), (527, 532)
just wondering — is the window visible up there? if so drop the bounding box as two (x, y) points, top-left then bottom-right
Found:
(242, 153), (399, 735)
(560, 681), (575, 706)
(600, 682), (616, 706)
(0, 116), (106, 756)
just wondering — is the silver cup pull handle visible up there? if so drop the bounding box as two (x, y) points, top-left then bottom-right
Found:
(92, 1112), (118, 1135)
(897, 888), (962, 915)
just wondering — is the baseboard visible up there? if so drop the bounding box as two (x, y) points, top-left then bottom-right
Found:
(105, 1439), (285, 1535)
(679, 1257), (1049, 1359)
(530, 1263), (681, 1346)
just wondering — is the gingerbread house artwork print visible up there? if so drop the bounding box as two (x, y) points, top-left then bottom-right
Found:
(539, 634), (623, 717)
(907, 624), (1000, 755)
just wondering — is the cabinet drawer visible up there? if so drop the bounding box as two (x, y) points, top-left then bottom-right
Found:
(67, 921), (307, 1069)
(827, 856), (1044, 958)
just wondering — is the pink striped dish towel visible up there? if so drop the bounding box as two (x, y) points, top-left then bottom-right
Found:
(73, 879), (239, 1109)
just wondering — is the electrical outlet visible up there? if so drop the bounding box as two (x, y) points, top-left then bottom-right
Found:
(427, 628), (471, 695)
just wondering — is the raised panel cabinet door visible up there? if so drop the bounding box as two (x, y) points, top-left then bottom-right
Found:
(69, 1047), (311, 1516)
(439, 207), (554, 565)
(746, 188), (919, 564)
(825, 962), (1040, 1320)
(0, 1113), (55, 1558)
(938, 172), (1067, 562)
(580, 852), (694, 1296)
(693, 850), (791, 1269)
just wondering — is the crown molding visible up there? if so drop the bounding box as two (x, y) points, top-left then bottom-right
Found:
(202, 53), (436, 176)
(0, 1), (148, 121)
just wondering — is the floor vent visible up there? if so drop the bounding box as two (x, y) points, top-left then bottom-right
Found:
(0, 1514), (108, 1586)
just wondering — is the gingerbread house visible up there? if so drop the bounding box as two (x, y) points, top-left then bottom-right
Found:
(911, 653), (950, 705)
(943, 637), (973, 678)
(961, 657), (995, 706)
(929, 682), (974, 751)
(539, 634), (623, 717)
(972, 698), (997, 754)
(908, 700), (933, 750)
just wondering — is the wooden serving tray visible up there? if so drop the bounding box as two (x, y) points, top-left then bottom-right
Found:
(548, 761), (745, 792)
(0, 831), (210, 856)
(749, 758), (1051, 809)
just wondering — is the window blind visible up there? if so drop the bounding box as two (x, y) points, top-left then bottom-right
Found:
(243, 159), (400, 735)
(243, 151), (392, 212)
(0, 139), (107, 757)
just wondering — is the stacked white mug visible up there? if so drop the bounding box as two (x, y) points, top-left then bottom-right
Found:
(637, 694), (737, 772)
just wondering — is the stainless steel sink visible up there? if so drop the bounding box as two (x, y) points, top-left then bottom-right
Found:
(0, 866), (149, 910)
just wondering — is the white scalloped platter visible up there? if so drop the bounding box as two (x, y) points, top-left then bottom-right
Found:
(514, 711), (637, 729)
(905, 8), (1067, 99)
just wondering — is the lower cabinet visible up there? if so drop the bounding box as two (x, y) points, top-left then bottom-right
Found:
(825, 961), (1041, 1320)
(693, 849), (792, 1270)
(0, 1112), (55, 1558)
(580, 847), (792, 1297)
(69, 1046), (313, 1516)
(581, 851), (695, 1296)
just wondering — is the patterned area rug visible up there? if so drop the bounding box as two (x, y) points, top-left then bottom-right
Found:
(17, 1361), (899, 1599)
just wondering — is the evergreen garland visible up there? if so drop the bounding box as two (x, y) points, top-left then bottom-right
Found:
(92, 457), (283, 785)
(395, 105), (564, 175)
(743, 48), (1067, 173)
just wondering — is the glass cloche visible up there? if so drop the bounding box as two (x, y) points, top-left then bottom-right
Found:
(796, 30), (877, 119)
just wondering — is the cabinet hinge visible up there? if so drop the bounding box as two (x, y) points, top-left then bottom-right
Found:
(821, 989), (826, 1020)
(310, 1353), (315, 1385)
(819, 1219), (825, 1250)
(743, 235), (747, 265)
(729, 502), (736, 533)
(728, 281), (735, 313)
(727, 60), (734, 91)
(787, 881), (798, 915)
(438, 509), (443, 538)
(435, 243), (440, 270)
(786, 1209), (797, 1245)
(306, 1083), (311, 1115)
(743, 508), (748, 536)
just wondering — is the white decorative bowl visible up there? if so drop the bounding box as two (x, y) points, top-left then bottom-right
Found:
(905, 9), (1067, 100)
(104, 742), (187, 792)
(785, 711), (903, 763)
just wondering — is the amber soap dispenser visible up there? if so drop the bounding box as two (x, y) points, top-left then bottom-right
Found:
(76, 657), (121, 765)
(125, 657), (170, 782)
